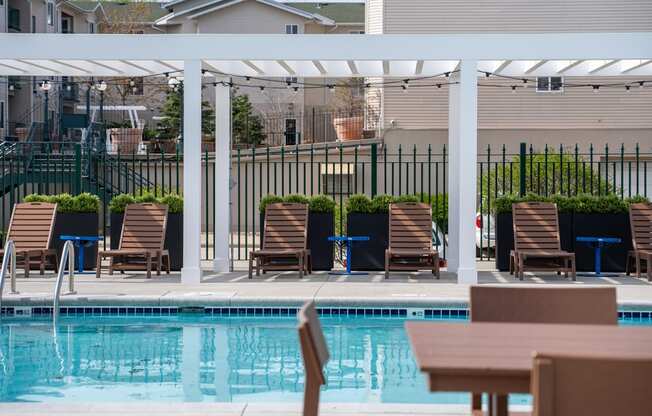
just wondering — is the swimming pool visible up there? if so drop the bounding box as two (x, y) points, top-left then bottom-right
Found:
(0, 312), (649, 403)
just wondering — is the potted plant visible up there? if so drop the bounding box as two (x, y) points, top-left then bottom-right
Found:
(107, 121), (142, 154)
(331, 80), (364, 141)
(24, 193), (100, 269)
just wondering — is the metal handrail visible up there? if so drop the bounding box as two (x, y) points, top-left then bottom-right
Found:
(0, 240), (18, 313)
(53, 240), (76, 319)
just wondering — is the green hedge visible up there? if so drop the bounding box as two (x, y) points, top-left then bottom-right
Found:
(259, 194), (336, 213)
(23, 193), (100, 213)
(494, 193), (648, 215)
(109, 193), (184, 214)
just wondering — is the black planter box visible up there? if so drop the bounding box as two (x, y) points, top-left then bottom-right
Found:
(347, 212), (388, 271)
(573, 213), (631, 272)
(111, 211), (184, 271)
(495, 212), (573, 272)
(259, 211), (335, 271)
(53, 212), (99, 270)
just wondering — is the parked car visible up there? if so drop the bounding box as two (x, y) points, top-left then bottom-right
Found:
(475, 213), (495, 249)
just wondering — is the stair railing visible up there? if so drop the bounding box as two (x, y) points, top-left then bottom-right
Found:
(53, 240), (76, 320)
(0, 240), (18, 313)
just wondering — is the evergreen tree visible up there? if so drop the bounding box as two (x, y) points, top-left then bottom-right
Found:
(232, 94), (265, 146)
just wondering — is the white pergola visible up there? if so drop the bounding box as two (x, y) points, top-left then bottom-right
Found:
(2, 33), (651, 284)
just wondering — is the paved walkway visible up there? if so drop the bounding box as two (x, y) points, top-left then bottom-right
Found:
(3, 261), (652, 308)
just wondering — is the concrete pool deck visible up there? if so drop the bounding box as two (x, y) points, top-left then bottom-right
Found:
(2, 261), (652, 308)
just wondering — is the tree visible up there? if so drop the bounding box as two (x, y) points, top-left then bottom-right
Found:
(232, 94), (265, 146)
(159, 85), (215, 140)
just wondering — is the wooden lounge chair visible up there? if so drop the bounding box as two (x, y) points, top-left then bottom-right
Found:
(511, 202), (576, 280)
(626, 202), (651, 281)
(470, 286), (617, 415)
(385, 202), (439, 279)
(298, 302), (329, 416)
(96, 203), (170, 279)
(249, 202), (311, 278)
(532, 353), (652, 416)
(0, 202), (58, 277)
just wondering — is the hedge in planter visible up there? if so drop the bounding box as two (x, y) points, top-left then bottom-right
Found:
(24, 193), (100, 269)
(346, 194), (421, 271)
(109, 192), (184, 270)
(259, 194), (336, 271)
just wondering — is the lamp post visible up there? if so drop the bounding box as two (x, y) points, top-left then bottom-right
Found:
(95, 80), (107, 150)
(39, 80), (52, 142)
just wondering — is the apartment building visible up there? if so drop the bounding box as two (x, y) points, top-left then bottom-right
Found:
(366, 0), (652, 152)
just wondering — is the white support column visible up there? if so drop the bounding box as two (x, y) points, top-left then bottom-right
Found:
(213, 78), (231, 272)
(447, 60), (478, 284)
(182, 59), (202, 284)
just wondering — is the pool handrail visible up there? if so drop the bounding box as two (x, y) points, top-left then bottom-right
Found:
(53, 240), (76, 320)
(0, 240), (18, 313)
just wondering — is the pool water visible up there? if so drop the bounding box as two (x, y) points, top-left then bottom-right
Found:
(0, 314), (649, 403)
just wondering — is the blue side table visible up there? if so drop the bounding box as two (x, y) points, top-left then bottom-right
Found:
(575, 236), (622, 276)
(59, 235), (103, 273)
(328, 235), (370, 275)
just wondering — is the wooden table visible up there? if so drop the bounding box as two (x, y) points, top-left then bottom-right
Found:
(406, 321), (652, 416)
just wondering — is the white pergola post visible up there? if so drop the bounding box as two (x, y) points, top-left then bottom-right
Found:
(447, 60), (478, 284)
(213, 78), (231, 272)
(182, 59), (203, 284)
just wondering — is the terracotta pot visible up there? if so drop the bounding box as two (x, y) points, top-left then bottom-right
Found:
(108, 128), (142, 154)
(333, 116), (363, 141)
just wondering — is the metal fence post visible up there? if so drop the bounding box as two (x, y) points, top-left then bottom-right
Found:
(519, 142), (526, 197)
(370, 143), (377, 197)
(74, 143), (82, 195)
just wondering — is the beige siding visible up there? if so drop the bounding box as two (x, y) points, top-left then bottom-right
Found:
(195, 1), (307, 33)
(366, 0), (383, 34)
(383, 77), (652, 130)
(382, 0), (652, 33)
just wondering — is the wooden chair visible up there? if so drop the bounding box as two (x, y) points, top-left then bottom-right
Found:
(96, 203), (170, 279)
(385, 202), (439, 279)
(249, 203), (311, 278)
(511, 202), (576, 280)
(532, 353), (652, 416)
(625, 202), (651, 281)
(0, 202), (58, 277)
(470, 286), (617, 415)
(298, 302), (329, 416)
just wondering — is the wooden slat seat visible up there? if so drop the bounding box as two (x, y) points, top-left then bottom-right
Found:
(298, 302), (329, 416)
(511, 202), (576, 280)
(249, 203), (311, 278)
(626, 203), (652, 280)
(385, 202), (439, 279)
(0, 202), (58, 277)
(96, 203), (170, 279)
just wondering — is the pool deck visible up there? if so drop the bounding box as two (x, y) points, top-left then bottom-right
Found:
(2, 261), (652, 308)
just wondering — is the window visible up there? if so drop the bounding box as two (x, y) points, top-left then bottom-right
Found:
(536, 76), (563, 92)
(0, 101), (4, 130)
(61, 14), (73, 33)
(8, 8), (20, 31)
(32, 15), (36, 33)
(47, 2), (54, 26)
(89, 22), (95, 33)
(284, 118), (298, 145)
(285, 24), (298, 34)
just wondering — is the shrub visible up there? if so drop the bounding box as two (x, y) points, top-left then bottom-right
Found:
(626, 195), (650, 205)
(283, 194), (310, 205)
(24, 194), (50, 203)
(135, 191), (159, 204)
(417, 193), (448, 232)
(259, 194), (284, 213)
(494, 193), (630, 215)
(48, 193), (76, 213)
(575, 193), (627, 214)
(309, 195), (336, 213)
(393, 194), (420, 204)
(109, 194), (136, 213)
(345, 194), (373, 214)
(160, 193), (183, 213)
(370, 194), (394, 213)
(73, 193), (100, 213)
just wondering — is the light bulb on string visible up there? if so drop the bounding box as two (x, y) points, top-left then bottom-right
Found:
(522, 79), (528, 88)
(640, 81), (645, 89)
(592, 85), (600, 93)
(401, 85), (408, 93)
(511, 85), (517, 94)
(626, 85), (631, 93)
(328, 84), (335, 93)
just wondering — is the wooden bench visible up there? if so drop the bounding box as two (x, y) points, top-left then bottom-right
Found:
(298, 302), (329, 416)
(249, 203), (311, 278)
(385, 202), (439, 279)
(626, 202), (652, 280)
(97, 203), (170, 279)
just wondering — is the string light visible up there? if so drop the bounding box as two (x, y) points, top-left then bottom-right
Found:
(592, 85), (600, 93)
(626, 85), (631, 92)
(328, 84), (335, 93)
(259, 86), (265, 91)
(640, 81), (645, 89)
(511, 85), (517, 93)
(401, 85), (408, 93)
(444, 72), (450, 78)
(436, 84), (442, 89)
(485, 72), (491, 78)
(522, 79), (528, 88)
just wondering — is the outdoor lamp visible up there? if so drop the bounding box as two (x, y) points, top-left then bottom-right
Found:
(96, 80), (107, 92)
(39, 80), (52, 91)
(168, 77), (180, 90)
